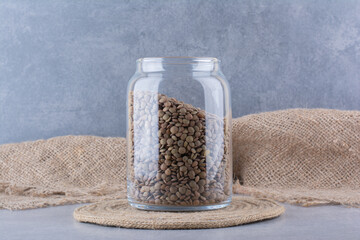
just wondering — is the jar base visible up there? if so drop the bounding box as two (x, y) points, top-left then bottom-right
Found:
(128, 198), (231, 211)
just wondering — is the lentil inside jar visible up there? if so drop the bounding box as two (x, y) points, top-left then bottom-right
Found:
(127, 90), (232, 210)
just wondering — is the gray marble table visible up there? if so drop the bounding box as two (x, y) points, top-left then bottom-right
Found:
(0, 202), (359, 240)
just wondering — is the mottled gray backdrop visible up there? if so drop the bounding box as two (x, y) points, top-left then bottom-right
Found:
(0, 0), (359, 144)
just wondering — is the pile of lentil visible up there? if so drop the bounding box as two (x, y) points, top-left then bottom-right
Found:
(128, 91), (231, 206)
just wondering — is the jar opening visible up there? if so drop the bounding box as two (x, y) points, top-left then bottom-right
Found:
(138, 57), (219, 65)
(137, 57), (219, 72)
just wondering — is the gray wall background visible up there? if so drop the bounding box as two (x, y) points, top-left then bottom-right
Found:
(0, 0), (359, 145)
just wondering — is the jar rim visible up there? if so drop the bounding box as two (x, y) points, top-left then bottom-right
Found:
(137, 57), (220, 65)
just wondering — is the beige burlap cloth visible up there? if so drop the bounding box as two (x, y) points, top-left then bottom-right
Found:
(232, 109), (360, 207)
(73, 196), (284, 229)
(1, 108), (359, 210)
(0, 136), (127, 210)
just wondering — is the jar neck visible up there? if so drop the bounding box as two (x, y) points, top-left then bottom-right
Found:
(136, 57), (220, 73)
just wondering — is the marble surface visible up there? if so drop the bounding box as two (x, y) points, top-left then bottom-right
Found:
(0, 202), (359, 240)
(1, 0), (360, 144)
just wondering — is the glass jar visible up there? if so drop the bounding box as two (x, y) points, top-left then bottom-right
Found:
(126, 57), (232, 211)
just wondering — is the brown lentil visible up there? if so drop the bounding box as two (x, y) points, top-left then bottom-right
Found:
(127, 91), (231, 207)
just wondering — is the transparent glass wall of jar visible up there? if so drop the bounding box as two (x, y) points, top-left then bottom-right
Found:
(127, 57), (232, 211)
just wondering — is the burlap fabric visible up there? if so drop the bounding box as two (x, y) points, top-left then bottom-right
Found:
(1, 108), (359, 210)
(232, 109), (360, 207)
(73, 196), (285, 229)
(0, 136), (127, 210)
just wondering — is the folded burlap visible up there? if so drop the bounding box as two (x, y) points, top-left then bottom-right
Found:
(0, 136), (127, 209)
(232, 109), (360, 207)
(1, 109), (359, 210)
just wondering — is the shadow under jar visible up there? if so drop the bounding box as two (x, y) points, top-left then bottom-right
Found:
(127, 57), (232, 211)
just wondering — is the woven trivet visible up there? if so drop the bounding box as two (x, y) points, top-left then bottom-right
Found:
(73, 195), (285, 229)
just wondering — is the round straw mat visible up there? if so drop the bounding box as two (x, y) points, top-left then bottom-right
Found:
(73, 195), (285, 229)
